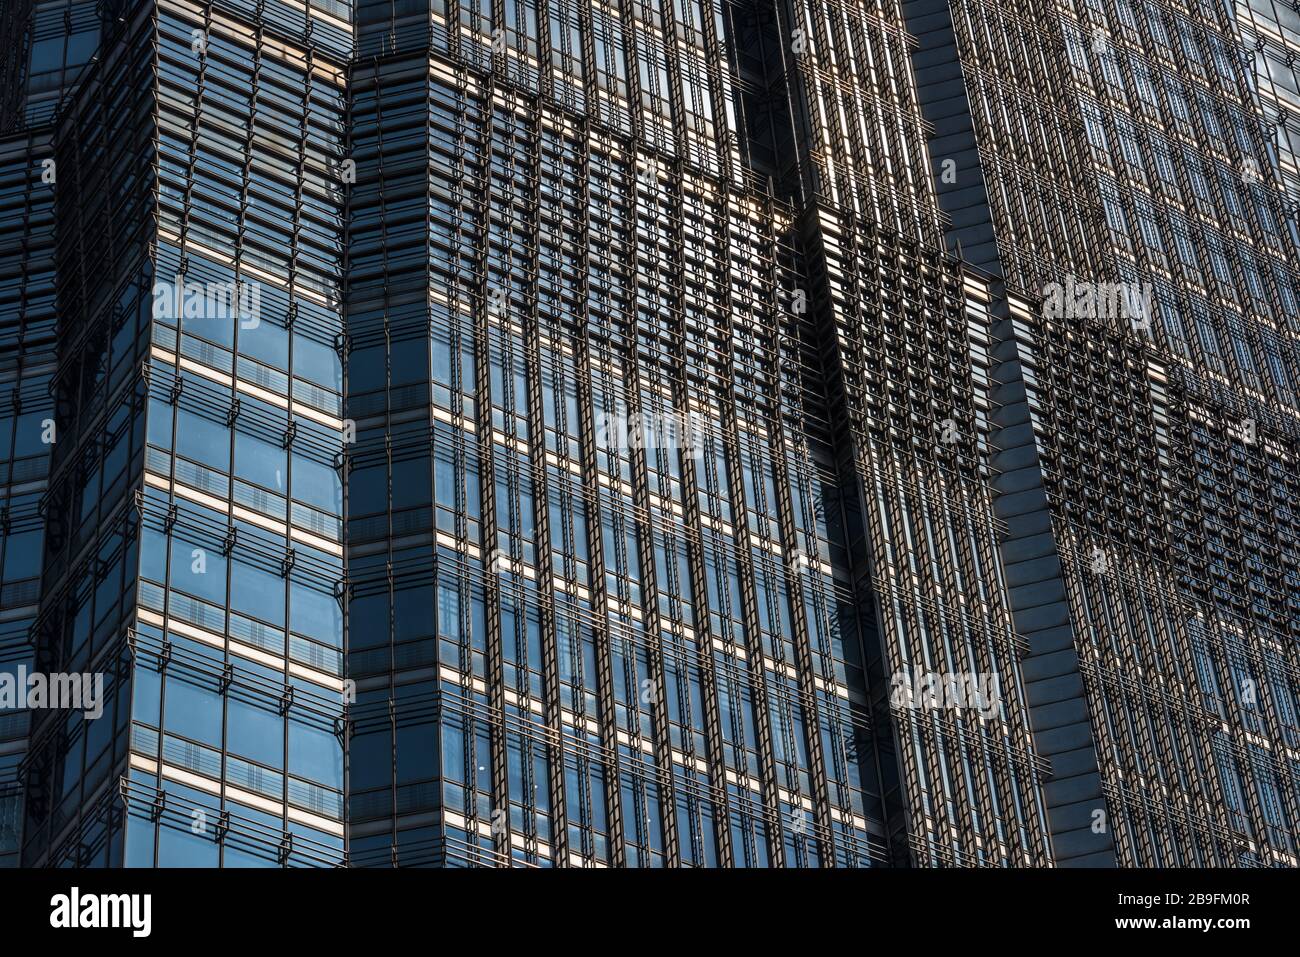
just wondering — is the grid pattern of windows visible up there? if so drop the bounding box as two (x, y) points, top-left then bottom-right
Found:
(17, 0), (349, 868)
(732, 0), (1059, 865)
(949, 0), (1300, 865)
(0, 0), (101, 130)
(0, 130), (57, 866)
(816, 232), (1056, 865)
(3, 0), (1296, 870)
(345, 28), (889, 864)
(19, 8), (159, 863)
(1234, 1), (1300, 216)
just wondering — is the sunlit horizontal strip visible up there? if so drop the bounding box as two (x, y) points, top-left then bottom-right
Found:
(137, 607), (342, 692)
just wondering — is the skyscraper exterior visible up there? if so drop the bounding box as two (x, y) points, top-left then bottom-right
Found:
(1, 0), (99, 869)
(0, 0), (1296, 869)
(3, 0), (350, 867)
(926, 0), (1300, 866)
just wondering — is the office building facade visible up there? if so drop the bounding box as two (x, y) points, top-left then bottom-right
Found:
(928, 0), (1300, 866)
(1, 0), (100, 868)
(0, 0), (1295, 867)
(4, 0), (351, 867)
